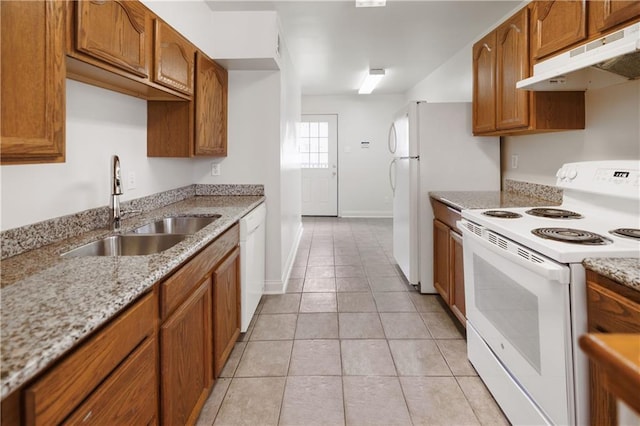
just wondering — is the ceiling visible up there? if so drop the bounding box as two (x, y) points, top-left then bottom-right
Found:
(205, 1), (521, 96)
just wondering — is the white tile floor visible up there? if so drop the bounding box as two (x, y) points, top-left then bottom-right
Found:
(197, 217), (509, 426)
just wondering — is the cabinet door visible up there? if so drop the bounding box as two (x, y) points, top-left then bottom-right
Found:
(472, 31), (497, 134)
(213, 247), (241, 377)
(531, 0), (587, 60)
(589, 0), (640, 34)
(1, 0), (65, 164)
(153, 20), (195, 96)
(449, 231), (466, 326)
(160, 279), (213, 425)
(195, 52), (228, 157)
(75, 0), (150, 78)
(433, 220), (451, 305)
(62, 338), (158, 425)
(496, 7), (530, 130)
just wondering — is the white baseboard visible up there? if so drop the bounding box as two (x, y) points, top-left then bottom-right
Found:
(340, 210), (392, 218)
(264, 222), (304, 294)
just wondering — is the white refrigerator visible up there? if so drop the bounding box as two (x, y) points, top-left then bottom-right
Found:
(389, 101), (500, 293)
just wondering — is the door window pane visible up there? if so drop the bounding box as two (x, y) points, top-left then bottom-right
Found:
(298, 120), (329, 169)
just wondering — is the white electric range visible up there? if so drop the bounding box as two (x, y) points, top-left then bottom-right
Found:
(459, 160), (640, 425)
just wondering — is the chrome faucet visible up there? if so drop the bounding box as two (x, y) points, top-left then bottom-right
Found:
(111, 155), (123, 231)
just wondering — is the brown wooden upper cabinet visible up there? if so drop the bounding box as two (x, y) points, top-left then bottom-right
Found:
(195, 52), (229, 156)
(148, 51), (228, 158)
(472, 32), (497, 133)
(589, 0), (640, 35)
(1, 0), (66, 165)
(531, 0), (587, 61)
(66, 0), (192, 101)
(75, 0), (150, 78)
(153, 20), (195, 96)
(472, 4), (585, 136)
(496, 8), (530, 131)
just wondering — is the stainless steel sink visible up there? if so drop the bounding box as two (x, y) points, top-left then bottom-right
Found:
(61, 234), (187, 257)
(131, 215), (221, 235)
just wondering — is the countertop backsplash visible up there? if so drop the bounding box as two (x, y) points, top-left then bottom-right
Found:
(1, 184), (264, 260)
(503, 179), (563, 204)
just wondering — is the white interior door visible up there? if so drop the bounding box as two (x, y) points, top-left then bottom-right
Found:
(300, 114), (338, 216)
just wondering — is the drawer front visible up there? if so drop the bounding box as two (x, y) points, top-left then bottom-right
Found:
(62, 337), (158, 425)
(25, 291), (157, 425)
(161, 223), (239, 319)
(431, 199), (462, 232)
(587, 281), (640, 333)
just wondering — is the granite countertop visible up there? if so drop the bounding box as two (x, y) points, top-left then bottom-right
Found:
(583, 258), (640, 291)
(0, 195), (264, 399)
(429, 190), (560, 211)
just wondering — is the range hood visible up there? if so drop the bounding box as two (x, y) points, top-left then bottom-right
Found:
(517, 22), (640, 91)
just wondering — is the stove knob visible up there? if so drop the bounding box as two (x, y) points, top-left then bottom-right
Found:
(567, 168), (577, 180)
(556, 168), (564, 178)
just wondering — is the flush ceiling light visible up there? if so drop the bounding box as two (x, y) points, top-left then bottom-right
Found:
(358, 69), (385, 94)
(356, 0), (386, 7)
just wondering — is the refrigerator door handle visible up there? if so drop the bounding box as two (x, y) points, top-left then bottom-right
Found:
(388, 123), (397, 154)
(389, 158), (397, 194)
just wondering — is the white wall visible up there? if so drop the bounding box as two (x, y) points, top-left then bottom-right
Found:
(502, 80), (640, 185)
(192, 70), (284, 285)
(142, 0), (215, 56)
(1, 80), (193, 231)
(279, 44), (303, 288)
(302, 95), (406, 217)
(192, 39), (302, 292)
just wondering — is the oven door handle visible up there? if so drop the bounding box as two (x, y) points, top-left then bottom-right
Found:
(458, 220), (570, 284)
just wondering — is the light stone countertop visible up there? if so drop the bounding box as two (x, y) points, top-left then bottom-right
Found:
(583, 258), (640, 291)
(0, 195), (264, 399)
(429, 190), (559, 211)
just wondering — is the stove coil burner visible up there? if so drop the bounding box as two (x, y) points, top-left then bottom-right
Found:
(526, 208), (583, 219)
(482, 210), (522, 219)
(532, 228), (612, 245)
(610, 228), (640, 241)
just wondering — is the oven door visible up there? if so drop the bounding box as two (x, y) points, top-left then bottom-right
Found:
(459, 220), (573, 426)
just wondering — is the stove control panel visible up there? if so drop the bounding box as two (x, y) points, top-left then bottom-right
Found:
(556, 161), (640, 199)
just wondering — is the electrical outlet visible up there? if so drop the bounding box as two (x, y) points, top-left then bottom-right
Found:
(511, 154), (519, 169)
(127, 171), (137, 189)
(211, 163), (221, 176)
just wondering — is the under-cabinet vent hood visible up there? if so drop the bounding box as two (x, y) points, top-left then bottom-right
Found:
(517, 22), (640, 91)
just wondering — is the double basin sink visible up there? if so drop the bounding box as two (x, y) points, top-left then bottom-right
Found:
(62, 216), (221, 257)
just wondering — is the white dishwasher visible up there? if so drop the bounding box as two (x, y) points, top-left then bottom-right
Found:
(239, 203), (266, 332)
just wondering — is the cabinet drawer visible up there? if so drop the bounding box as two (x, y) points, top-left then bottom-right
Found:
(24, 291), (157, 425)
(62, 337), (158, 425)
(587, 281), (640, 333)
(431, 199), (462, 232)
(161, 224), (239, 319)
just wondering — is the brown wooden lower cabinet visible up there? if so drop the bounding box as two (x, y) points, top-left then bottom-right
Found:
(64, 337), (159, 425)
(431, 198), (466, 327)
(585, 270), (640, 426)
(449, 230), (466, 325)
(433, 219), (451, 304)
(213, 247), (241, 377)
(160, 278), (212, 425)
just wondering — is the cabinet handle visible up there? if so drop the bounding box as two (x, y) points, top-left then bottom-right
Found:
(510, 23), (521, 33)
(482, 43), (492, 52)
(82, 411), (93, 423)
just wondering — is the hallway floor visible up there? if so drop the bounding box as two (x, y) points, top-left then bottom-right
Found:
(197, 217), (509, 425)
